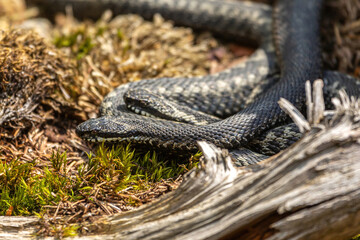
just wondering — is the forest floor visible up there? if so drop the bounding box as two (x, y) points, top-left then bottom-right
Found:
(0, 0), (359, 237)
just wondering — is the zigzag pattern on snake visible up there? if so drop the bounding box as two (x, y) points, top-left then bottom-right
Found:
(30, 0), (360, 166)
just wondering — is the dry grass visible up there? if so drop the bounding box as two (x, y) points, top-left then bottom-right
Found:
(322, 0), (360, 77)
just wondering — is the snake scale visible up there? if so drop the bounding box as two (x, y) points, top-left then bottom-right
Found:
(30, 0), (360, 165)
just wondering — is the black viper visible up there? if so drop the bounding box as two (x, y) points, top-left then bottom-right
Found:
(30, 0), (360, 165)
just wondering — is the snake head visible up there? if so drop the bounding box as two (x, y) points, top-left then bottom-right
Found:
(76, 116), (139, 143)
(76, 115), (200, 151)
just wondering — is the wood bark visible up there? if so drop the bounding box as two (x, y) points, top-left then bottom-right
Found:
(1, 81), (359, 239)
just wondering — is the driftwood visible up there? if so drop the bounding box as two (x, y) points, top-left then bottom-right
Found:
(1, 80), (360, 239)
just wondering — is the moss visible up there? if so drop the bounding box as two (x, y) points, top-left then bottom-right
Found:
(0, 143), (199, 218)
(0, 29), (77, 127)
(352, 234), (360, 240)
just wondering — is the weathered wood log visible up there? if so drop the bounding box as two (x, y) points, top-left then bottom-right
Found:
(1, 81), (360, 239)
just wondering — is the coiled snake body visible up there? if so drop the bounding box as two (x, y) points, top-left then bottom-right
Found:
(31, 0), (360, 165)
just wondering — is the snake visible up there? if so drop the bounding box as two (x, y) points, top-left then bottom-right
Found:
(30, 0), (360, 165)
